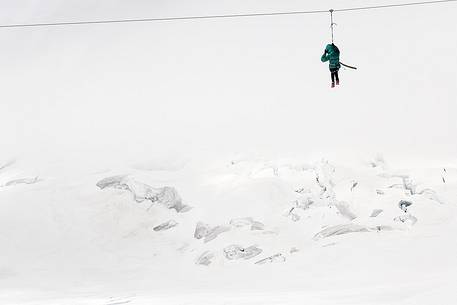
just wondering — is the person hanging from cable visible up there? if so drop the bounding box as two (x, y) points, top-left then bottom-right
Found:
(321, 43), (341, 88)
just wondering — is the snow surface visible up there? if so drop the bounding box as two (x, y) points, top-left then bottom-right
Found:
(1, 156), (457, 305)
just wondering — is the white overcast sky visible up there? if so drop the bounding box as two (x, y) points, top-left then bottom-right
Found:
(1, 0), (456, 165)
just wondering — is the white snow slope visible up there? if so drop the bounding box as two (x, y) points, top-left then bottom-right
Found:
(1, 156), (457, 305)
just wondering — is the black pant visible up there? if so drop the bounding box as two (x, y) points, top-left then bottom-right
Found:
(330, 68), (339, 83)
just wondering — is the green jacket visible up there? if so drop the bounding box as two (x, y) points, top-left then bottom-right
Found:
(321, 44), (341, 70)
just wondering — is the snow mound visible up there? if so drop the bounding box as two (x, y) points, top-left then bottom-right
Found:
(96, 175), (191, 212)
(153, 220), (178, 231)
(0, 159), (41, 187)
(223, 244), (263, 260)
(194, 222), (231, 243)
(313, 224), (371, 240)
(255, 253), (286, 265)
(195, 251), (215, 266)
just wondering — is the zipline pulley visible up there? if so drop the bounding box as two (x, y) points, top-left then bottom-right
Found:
(329, 9), (336, 43)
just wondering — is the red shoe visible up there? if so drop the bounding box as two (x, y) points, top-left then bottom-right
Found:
(336, 80), (340, 85)
(331, 82), (335, 88)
